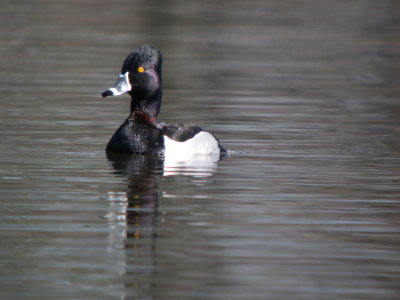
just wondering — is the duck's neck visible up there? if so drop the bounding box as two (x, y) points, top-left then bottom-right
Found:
(129, 88), (162, 126)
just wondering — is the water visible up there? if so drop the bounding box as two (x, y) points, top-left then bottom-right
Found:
(1, 0), (400, 299)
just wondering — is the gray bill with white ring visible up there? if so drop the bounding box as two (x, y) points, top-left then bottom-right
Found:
(102, 72), (131, 98)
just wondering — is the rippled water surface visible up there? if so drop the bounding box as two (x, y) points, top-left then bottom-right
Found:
(1, 0), (400, 299)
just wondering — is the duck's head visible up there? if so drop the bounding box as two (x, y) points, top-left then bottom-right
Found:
(102, 45), (163, 115)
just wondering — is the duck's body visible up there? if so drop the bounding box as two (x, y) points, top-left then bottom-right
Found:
(105, 113), (164, 154)
(102, 45), (225, 157)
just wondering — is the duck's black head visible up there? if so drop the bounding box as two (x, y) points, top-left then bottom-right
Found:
(102, 45), (163, 117)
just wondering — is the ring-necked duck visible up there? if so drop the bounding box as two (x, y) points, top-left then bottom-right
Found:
(102, 45), (226, 158)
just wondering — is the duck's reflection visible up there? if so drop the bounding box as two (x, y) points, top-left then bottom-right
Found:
(107, 152), (163, 243)
(163, 152), (219, 177)
(106, 152), (219, 297)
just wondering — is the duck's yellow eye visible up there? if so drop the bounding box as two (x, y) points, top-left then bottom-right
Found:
(138, 67), (145, 73)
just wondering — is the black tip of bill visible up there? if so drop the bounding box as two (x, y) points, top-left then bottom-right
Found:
(102, 90), (113, 98)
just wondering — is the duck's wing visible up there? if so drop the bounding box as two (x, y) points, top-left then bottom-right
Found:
(161, 123), (203, 142)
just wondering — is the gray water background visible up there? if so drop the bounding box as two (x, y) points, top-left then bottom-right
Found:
(1, 0), (400, 299)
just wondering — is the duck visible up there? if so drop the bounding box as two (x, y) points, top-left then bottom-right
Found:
(102, 45), (226, 158)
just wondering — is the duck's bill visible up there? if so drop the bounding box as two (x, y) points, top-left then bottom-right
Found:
(102, 72), (131, 98)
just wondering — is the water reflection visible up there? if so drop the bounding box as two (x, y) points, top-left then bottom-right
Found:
(105, 152), (219, 297)
(164, 153), (220, 177)
(106, 153), (162, 298)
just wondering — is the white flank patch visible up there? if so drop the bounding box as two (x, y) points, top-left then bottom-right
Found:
(163, 131), (220, 177)
(163, 131), (220, 161)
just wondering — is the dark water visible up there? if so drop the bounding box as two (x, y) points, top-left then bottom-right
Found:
(1, 0), (400, 299)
